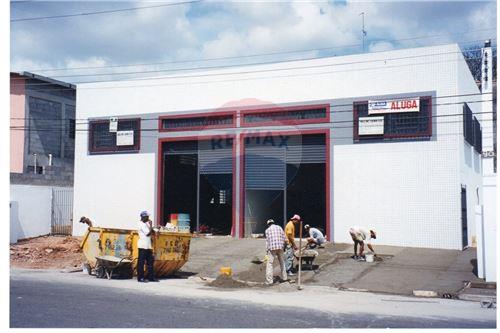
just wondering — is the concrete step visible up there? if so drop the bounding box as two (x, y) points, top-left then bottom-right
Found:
(458, 287), (497, 303)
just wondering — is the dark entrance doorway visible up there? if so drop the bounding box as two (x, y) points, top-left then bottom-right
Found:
(199, 174), (232, 234)
(163, 154), (198, 228)
(243, 133), (327, 237)
(286, 163), (326, 235)
(160, 138), (234, 234)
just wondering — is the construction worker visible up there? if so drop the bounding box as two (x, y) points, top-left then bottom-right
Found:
(304, 224), (326, 248)
(137, 211), (159, 282)
(349, 226), (377, 260)
(264, 219), (287, 285)
(284, 214), (301, 276)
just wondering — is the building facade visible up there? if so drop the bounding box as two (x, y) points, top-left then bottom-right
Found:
(10, 71), (76, 185)
(72, 44), (484, 250)
(10, 72), (76, 241)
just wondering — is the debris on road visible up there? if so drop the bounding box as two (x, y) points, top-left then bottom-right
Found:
(10, 235), (84, 270)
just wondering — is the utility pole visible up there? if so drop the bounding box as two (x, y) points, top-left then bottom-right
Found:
(360, 12), (367, 52)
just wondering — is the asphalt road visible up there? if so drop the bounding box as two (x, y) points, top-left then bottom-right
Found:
(10, 278), (496, 328)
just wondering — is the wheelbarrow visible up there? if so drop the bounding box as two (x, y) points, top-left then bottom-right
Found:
(94, 255), (134, 280)
(294, 249), (319, 270)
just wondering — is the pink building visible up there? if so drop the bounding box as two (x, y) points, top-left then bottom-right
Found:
(10, 72), (76, 183)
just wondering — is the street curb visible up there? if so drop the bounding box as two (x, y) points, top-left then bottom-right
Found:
(413, 290), (438, 297)
(342, 287), (369, 293)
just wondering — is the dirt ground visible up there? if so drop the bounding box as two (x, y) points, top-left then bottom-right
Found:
(10, 235), (84, 270)
(208, 274), (249, 288)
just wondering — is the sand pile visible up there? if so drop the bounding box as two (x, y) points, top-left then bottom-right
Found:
(10, 235), (84, 270)
(208, 274), (248, 288)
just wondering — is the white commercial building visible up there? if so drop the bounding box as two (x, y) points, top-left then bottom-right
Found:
(73, 43), (486, 250)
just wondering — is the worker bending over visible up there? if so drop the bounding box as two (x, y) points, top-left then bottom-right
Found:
(264, 219), (287, 285)
(304, 224), (326, 248)
(349, 226), (377, 260)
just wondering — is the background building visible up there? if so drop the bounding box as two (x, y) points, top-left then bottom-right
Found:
(10, 72), (76, 242)
(72, 44), (484, 250)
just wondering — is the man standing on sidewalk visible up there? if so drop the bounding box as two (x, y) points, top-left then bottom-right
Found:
(264, 219), (287, 285)
(284, 214), (301, 276)
(137, 211), (158, 283)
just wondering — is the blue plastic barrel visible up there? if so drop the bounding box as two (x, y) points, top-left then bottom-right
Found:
(177, 213), (191, 232)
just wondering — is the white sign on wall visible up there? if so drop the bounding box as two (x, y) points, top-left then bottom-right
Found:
(359, 116), (384, 135)
(116, 130), (134, 146)
(368, 98), (420, 115)
(109, 117), (118, 132)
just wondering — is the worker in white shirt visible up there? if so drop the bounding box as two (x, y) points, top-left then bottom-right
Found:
(349, 226), (377, 260)
(137, 211), (158, 282)
(304, 224), (326, 248)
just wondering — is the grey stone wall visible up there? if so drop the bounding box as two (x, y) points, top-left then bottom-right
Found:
(20, 79), (76, 184)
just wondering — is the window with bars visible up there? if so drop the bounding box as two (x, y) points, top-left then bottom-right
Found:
(68, 119), (75, 139)
(463, 103), (474, 146)
(160, 113), (234, 131)
(242, 106), (328, 126)
(473, 116), (482, 154)
(88, 118), (140, 153)
(354, 96), (432, 141)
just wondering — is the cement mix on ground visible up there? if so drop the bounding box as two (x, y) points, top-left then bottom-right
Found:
(209, 274), (250, 288)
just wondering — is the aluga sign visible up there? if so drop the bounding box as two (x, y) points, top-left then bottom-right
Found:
(369, 98), (420, 115)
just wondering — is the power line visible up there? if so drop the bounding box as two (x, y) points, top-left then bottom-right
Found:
(17, 28), (496, 73)
(10, 48), (495, 88)
(10, 0), (202, 22)
(34, 45), (497, 80)
(14, 56), (497, 92)
(10, 110), (495, 131)
(9, 92), (494, 122)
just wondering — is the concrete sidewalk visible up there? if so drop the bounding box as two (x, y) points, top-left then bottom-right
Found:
(180, 237), (487, 297)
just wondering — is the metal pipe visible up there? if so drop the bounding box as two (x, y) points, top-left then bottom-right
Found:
(33, 153), (37, 174)
(298, 220), (303, 290)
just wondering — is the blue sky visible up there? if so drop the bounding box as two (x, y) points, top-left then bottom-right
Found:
(10, 1), (497, 83)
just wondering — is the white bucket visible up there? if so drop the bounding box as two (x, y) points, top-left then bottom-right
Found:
(365, 253), (374, 263)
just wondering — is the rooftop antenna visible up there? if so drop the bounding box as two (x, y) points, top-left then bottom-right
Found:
(360, 12), (367, 52)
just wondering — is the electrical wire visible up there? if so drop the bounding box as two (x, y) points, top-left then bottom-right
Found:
(15, 29), (496, 73)
(10, 0), (202, 22)
(12, 54), (498, 92)
(25, 46), (497, 80)
(10, 45), (496, 86)
(9, 110), (495, 131)
(9, 92), (495, 122)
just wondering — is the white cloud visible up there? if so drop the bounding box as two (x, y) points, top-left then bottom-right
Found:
(369, 41), (395, 52)
(9, 0), (497, 79)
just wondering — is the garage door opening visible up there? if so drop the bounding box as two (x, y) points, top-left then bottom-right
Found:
(163, 153), (198, 229)
(243, 133), (327, 237)
(160, 138), (234, 235)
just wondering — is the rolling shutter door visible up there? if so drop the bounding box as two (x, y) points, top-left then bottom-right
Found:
(286, 145), (326, 164)
(245, 146), (286, 190)
(163, 140), (233, 174)
(199, 148), (232, 174)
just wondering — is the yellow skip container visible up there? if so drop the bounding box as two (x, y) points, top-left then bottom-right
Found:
(80, 227), (191, 277)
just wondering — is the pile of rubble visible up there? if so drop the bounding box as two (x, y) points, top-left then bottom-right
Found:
(10, 235), (84, 270)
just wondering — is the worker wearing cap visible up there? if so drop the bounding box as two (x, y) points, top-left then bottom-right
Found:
(349, 226), (377, 260)
(304, 224), (326, 248)
(137, 211), (158, 282)
(284, 214), (301, 276)
(264, 219), (287, 285)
